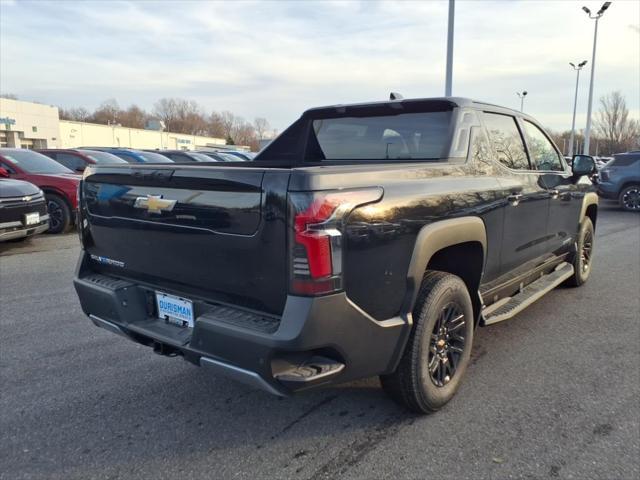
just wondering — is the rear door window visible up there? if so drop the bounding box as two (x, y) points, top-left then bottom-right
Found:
(482, 112), (530, 170)
(522, 121), (564, 171)
(56, 153), (86, 171)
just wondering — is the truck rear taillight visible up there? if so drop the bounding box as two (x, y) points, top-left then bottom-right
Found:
(289, 188), (383, 296)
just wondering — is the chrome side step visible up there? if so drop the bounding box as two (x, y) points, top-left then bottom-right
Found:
(482, 262), (574, 326)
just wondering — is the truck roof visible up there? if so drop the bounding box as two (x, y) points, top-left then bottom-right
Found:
(304, 96), (529, 120)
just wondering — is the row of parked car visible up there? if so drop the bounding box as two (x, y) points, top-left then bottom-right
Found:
(37, 147), (255, 172)
(0, 147), (637, 244)
(0, 147), (256, 242)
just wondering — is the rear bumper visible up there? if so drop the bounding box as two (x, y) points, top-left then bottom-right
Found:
(597, 181), (619, 199)
(73, 252), (409, 396)
(0, 218), (49, 241)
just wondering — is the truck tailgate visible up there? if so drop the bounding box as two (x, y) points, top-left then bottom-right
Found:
(80, 165), (291, 315)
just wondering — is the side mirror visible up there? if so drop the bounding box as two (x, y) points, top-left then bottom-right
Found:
(572, 155), (596, 177)
(0, 167), (9, 178)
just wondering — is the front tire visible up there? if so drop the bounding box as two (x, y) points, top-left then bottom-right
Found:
(380, 271), (474, 413)
(619, 184), (640, 212)
(566, 217), (594, 287)
(46, 194), (72, 234)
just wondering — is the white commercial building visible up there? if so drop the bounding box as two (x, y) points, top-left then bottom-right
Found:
(59, 120), (226, 150)
(0, 98), (60, 149)
(0, 98), (230, 151)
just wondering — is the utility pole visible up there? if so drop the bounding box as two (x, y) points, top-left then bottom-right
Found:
(445, 0), (455, 96)
(568, 60), (587, 157)
(582, 1), (612, 155)
(517, 91), (528, 112)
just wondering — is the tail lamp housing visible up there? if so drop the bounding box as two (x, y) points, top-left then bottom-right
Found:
(289, 187), (383, 295)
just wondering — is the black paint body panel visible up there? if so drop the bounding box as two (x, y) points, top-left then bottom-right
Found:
(75, 97), (596, 393)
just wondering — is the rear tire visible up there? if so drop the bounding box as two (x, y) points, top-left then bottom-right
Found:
(618, 184), (640, 211)
(380, 271), (474, 413)
(46, 194), (72, 234)
(566, 217), (594, 287)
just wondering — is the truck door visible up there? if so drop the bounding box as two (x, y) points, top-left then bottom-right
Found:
(482, 112), (551, 278)
(520, 119), (582, 258)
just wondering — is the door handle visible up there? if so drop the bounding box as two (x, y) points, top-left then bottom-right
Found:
(507, 193), (523, 206)
(550, 189), (559, 199)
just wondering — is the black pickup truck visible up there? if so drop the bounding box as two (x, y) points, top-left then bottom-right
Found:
(74, 97), (598, 413)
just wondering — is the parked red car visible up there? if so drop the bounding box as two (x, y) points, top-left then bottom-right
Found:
(0, 148), (80, 233)
(37, 148), (126, 172)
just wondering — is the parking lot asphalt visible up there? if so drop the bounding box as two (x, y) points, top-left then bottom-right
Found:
(1, 202), (639, 480)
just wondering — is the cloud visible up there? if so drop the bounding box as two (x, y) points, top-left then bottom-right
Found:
(1, 0), (638, 132)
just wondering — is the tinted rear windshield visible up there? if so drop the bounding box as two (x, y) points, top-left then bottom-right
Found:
(611, 154), (640, 167)
(138, 151), (173, 163)
(308, 111), (452, 161)
(188, 152), (218, 162)
(80, 150), (128, 164)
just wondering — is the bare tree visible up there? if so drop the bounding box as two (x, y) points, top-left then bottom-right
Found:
(153, 98), (208, 134)
(51, 97), (271, 149)
(119, 105), (149, 129)
(59, 107), (92, 122)
(153, 98), (179, 132)
(234, 121), (258, 150)
(547, 129), (587, 156)
(218, 111), (238, 140)
(595, 91), (640, 155)
(90, 99), (121, 125)
(208, 112), (227, 138)
(253, 117), (271, 140)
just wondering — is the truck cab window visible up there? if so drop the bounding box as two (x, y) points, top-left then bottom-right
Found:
(308, 111), (452, 162)
(522, 120), (564, 171)
(482, 112), (530, 170)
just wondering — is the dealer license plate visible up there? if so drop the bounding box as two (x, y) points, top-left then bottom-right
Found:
(156, 292), (194, 328)
(24, 212), (40, 226)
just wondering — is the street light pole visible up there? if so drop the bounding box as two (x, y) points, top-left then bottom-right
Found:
(568, 60), (587, 157)
(517, 91), (528, 112)
(445, 0), (455, 96)
(582, 1), (611, 155)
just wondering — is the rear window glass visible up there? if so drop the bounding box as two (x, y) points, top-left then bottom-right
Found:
(138, 151), (173, 163)
(308, 112), (452, 161)
(81, 150), (127, 164)
(188, 152), (217, 162)
(611, 154), (640, 167)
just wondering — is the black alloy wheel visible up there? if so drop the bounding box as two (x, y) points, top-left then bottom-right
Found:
(580, 227), (593, 275)
(46, 194), (72, 234)
(565, 216), (595, 287)
(380, 271), (474, 413)
(619, 185), (640, 212)
(428, 303), (466, 387)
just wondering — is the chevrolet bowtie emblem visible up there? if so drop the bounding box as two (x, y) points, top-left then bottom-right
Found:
(134, 195), (177, 214)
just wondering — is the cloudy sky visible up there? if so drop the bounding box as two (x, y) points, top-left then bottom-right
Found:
(1, 0), (638, 132)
